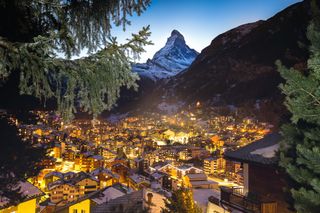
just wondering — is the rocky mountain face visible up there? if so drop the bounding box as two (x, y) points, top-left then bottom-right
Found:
(132, 30), (198, 81)
(113, 30), (198, 110)
(151, 1), (311, 125)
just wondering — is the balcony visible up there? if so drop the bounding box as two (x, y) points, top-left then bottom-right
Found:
(220, 186), (277, 213)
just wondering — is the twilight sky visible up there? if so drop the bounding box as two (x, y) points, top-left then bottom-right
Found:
(83, 0), (303, 62)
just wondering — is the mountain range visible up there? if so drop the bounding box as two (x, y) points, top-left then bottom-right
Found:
(130, 0), (311, 126)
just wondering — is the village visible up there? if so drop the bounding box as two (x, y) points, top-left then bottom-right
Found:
(0, 102), (272, 212)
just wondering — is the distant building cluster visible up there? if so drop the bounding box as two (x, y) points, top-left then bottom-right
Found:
(0, 105), (275, 213)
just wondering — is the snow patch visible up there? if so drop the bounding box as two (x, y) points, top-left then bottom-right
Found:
(106, 113), (128, 123)
(250, 143), (279, 158)
(157, 102), (183, 114)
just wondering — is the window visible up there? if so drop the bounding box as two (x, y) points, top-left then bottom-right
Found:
(81, 210), (85, 213)
(73, 210), (78, 213)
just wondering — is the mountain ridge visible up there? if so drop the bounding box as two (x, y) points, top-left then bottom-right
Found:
(141, 0), (311, 126)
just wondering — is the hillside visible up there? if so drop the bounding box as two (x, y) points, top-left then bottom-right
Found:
(151, 0), (311, 125)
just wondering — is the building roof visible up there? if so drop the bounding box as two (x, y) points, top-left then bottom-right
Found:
(54, 188), (103, 213)
(129, 174), (150, 185)
(186, 173), (207, 180)
(91, 168), (120, 179)
(224, 133), (281, 165)
(189, 180), (216, 186)
(151, 172), (164, 180)
(92, 190), (145, 213)
(44, 171), (64, 179)
(91, 187), (125, 205)
(91, 155), (104, 161)
(0, 181), (44, 210)
(150, 161), (170, 170)
(92, 189), (165, 213)
(193, 189), (220, 210)
(48, 171), (98, 190)
(204, 156), (219, 161)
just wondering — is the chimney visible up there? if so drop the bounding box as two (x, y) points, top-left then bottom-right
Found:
(147, 192), (153, 205)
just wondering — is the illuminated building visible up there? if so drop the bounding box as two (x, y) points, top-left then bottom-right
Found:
(0, 182), (44, 213)
(99, 148), (117, 160)
(220, 133), (293, 213)
(129, 157), (148, 173)
(47, 172), (99, 205)
(184, 173), (217, 189)
(128, 174), (151, 190)
(203, 157), (226, 175)
(178, 149), (192, 161)
(75, 153), (104, 172)
(111, 163), (130, 184)
(90, 168), (120, 188)
(44, 171), (64, 191)
(92, 188), (165, 213)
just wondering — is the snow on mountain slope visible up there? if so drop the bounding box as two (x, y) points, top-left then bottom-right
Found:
(132, 30), (198, 81)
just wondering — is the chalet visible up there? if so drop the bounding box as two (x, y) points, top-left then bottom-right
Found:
(91, 168), (120, 188)
(92, 188), (165, 213)
(46, 185), (126, 213)
(216, 133), (294, 213)
(203, 157), (226, 175)
(47, 172), (99, 206)
(184, 173), (217, 189)
(111, 163), (130, 183)
(0, 181), (44, 213)
(150, 171), (172, 190)
(128, 174), (151, 190)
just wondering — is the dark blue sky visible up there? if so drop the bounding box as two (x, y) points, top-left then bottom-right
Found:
(111, 0), (302, 62)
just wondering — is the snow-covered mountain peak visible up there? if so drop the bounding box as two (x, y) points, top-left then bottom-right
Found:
(171, 29), (183, 37)
(154, 29), (187, 59)
(132, 30), (198, 81)
(165, 29), (185, 46)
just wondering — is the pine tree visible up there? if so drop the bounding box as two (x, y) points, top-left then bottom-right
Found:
(162, 188), (202, 213)
(277, 1), (320, 212)
(0, 0), (152, 205)
(0, 0), (152, 120)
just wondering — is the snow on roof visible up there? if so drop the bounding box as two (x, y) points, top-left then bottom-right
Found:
(151, 172), (164, 180)
(91, 187), (125, 205)
(44, 171), (64, 179)
(92, 188), (165, 213)
(193, 189), (220, 211)
(225, 133), (281, 165)
(186, 173), (207, 180)
(91, 155), (104, 160)
(189, 180), (216, 186)
(129, 174), (150, 184)
(151, 182), (162, 190)
(0, 181), (44, 209)
(250, 143), (279, 158)
(91, 168), (119, 179)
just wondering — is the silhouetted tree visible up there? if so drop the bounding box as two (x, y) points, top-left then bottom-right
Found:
(0, 0), (152, 120)
(278, 1), (320, 212)
(0, 117), (46, 205)
(162, 188), (202, 213)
